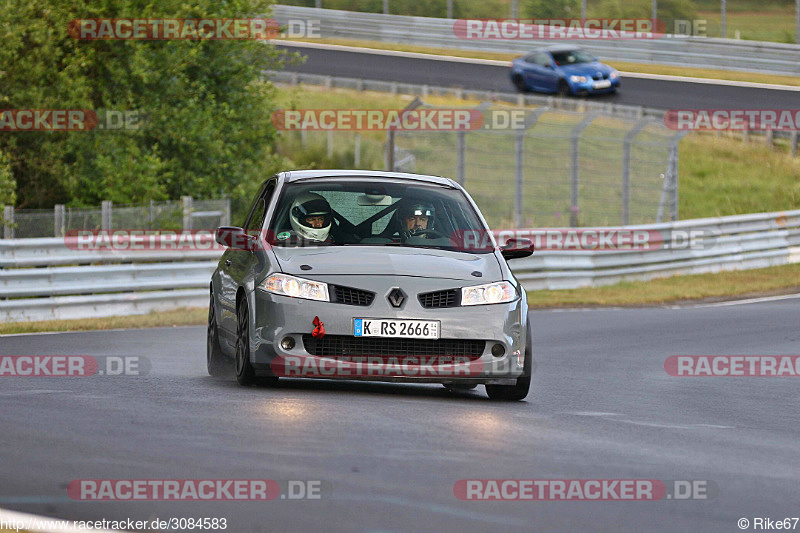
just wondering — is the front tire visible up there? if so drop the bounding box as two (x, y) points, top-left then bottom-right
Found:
(512, 74), (527, 92)
(486, 318), (533, 401)
(207, 294), (228, 377)
(235, 297), (257, 386)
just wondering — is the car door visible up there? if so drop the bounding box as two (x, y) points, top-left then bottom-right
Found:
(534, 52), (560, 92)
(216, 180), (275, 345)
(520, 53), (545, 90)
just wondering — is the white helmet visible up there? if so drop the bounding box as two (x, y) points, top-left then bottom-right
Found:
(290, 192), (332, 242)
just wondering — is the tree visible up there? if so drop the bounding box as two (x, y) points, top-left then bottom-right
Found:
(0, 0), (288, 215)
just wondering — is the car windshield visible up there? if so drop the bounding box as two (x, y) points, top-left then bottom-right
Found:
(267, 178), (494, 253)
(550, 50), (595, 66)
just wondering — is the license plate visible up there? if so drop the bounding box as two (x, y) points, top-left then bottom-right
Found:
(354, 319), (439, 339)
(593, 80), (611, 89)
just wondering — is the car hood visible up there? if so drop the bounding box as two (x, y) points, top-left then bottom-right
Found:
(271, 246), (501, 281)
(558, 61), (612, 76)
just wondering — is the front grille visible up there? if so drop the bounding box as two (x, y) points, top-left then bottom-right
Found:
(303, 335), (485, 360)
(418, 289), (459, 308)
(330, 285), (375, 306)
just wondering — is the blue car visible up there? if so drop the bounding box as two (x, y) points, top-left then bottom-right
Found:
(510, 45), (620, 96)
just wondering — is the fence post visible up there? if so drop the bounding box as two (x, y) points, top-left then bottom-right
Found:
(569, 112), (600, 227)
(326, 130), (334, 159)
(54, 204), (65, 237)
(385, 130), (395, 171)
(354, 133), (361, 167)
(514, 130), (524, 227)
(456, 130), (466, 186)
(622, 118), (651, 225)
(182, 196), (193, 230)
(149, 200), (155, 230)
(792, 131), (799, 157)
(101, 201), (113, 230)
(224, 197), (231, 227)
(300, 129), (307, 148)
(3, 205), (13, 239)
(447, 0), (453, 19)
(766, 129), (774, 148)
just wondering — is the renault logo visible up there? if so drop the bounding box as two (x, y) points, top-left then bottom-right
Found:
(387, 288), (405, 308)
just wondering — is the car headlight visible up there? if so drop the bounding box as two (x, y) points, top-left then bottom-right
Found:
(609, 71), (619, 79)
(569, 75), (587, 83)
(461, 281), (517, 306)
(259, 273), (329, 302)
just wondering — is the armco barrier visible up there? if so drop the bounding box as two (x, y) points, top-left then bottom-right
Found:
(272, 5), (800, 76)
(0, 210), (798, 322)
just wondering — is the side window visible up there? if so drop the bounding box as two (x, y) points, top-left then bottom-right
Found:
(535, 53), (552, 67)
(524, 54), (537, 64)
(245, 198), (266, 236)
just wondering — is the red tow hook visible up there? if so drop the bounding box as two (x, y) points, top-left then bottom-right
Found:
(312, 316), (325, 339)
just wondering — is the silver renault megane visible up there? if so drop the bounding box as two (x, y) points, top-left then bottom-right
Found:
(207, 170), (535, 400)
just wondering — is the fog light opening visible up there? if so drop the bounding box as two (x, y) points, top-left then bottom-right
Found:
(281, 336), (296, 351)
(491, 344), (505, 357)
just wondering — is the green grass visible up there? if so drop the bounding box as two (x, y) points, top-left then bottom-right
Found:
(697, 9), (797, 42)
(273, 85), (800, 226)
(0, 307), (207, 335)
(527, 262), (800, 307)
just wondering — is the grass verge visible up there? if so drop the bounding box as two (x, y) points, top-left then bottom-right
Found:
(527, 263), (800, 307)
(281, 37), (800, 87)
(0, 307), (207, 335)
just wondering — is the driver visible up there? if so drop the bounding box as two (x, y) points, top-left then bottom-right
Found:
(289, 192), (333, 243)
(397, 201), (435, 240)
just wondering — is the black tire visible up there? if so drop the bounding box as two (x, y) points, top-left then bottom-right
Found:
(512, 75), (527, 93)
(444, 383), (478, 391)
(557, 80), (571, 98)
(207, 294), (228, 377)
(235, 297), (257, 386)
(485, 318), (533, 401)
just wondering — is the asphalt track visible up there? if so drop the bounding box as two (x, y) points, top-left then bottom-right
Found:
(1, 299), (799, 532)
(275, 44), (800, 110)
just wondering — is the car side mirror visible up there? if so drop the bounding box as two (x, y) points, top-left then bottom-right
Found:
(500, 237), (534, 260)
(215, 226), (255, 251)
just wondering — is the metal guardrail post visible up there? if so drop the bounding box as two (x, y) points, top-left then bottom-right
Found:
(569, 112), (600, 227)
(54, 204), (65, 237)
(622, 118), (652, 225)
(182, 196), (193, 230)
(3, 205), (14, 239)
(101, 201), (112, 230)
(456, 130), (466, 186)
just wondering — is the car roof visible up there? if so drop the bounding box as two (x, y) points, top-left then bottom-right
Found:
(282, 169), (457, 187)
(536, 44), (585, 53)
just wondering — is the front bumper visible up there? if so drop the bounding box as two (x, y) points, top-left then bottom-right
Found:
(248, 274), (527, 384)
(569, 77), (620, 94)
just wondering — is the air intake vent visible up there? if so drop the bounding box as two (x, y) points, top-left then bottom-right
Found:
(302, 335), (484, 359)
(331, 285), (375, 306)
(418, 289), (459, 308)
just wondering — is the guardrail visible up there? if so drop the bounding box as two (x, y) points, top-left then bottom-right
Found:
(273, 5), (800, 76)
(1, 210), (798, 322)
